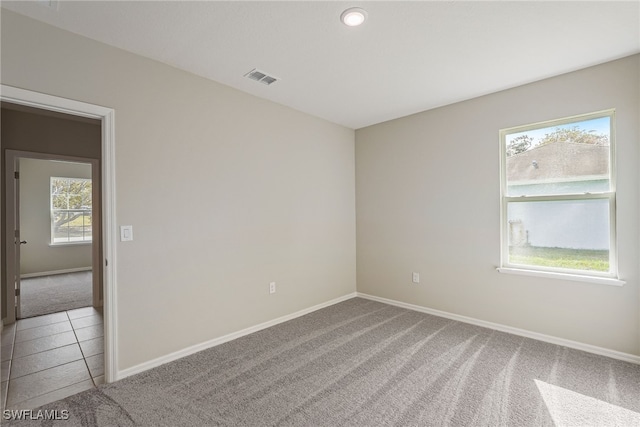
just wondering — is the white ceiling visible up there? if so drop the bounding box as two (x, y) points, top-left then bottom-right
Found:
(2, 1), (639, 129)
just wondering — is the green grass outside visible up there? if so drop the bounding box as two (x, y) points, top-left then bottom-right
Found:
(67, 216), (92, 227)
(54, 216), (92, 239)
(509, 246), (609, 272)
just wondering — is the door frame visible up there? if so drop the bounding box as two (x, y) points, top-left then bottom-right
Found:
(1, 84), (117, 383)
(6, 151), (101, 313)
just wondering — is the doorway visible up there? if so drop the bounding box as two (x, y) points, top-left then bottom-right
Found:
(13, 156), (100, 319)
(1, 85), (116, 390)
(2, 137), (105, 408)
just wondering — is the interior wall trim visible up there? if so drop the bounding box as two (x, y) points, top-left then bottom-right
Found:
(357, 292), (640, 365)
(21, 267), (93, 279)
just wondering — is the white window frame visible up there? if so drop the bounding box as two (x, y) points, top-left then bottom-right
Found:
(498, 110), (624, 286)
(50, 176), (93, 246)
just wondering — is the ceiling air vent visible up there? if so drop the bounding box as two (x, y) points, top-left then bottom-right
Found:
(245, 69), (279, 86)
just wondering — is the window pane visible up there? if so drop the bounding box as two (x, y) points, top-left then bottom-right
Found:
(82, 212), (92, 241)
(52, 211), (70, 243)
(505, 116), (610, 196)
(51, 194), (67, 210)
(507, 199), (609, 272)
(50, 176), (92, 244)
(52, 210), (92, 243)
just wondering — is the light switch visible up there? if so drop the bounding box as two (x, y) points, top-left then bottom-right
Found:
(120, 225), (133, 242)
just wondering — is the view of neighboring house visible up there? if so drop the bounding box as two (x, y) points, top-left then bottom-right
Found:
(506, 142), (610, 250)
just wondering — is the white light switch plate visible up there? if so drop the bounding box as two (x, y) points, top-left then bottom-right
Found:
(120, 225), (133, 242)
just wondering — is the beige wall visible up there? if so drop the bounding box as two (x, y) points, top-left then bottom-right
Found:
(356, 55), (640, 355)
(2, 8), (636, 368)
(1, 11), (356, 369)
(19, 158), (92, 275)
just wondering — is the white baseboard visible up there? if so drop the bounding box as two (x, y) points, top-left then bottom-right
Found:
(21, 267), (92, 279)
(117, 292), (358, 381)
(357, 292), (640, 365)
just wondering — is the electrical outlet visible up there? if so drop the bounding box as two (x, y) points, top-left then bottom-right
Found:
(412, 272), (420, 284)
(269, 282), (276, 294)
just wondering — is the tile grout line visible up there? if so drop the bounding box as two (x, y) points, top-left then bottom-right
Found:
(9, 346), (86, 380)
(69, 310), (99, 387)
(8, 377), (95, 410)
(2, 325), (17, 411)
(16, 307), (98, 333)
(14, 324), (74, 345)
(14, 314), (70, 332)
(6, 310), (96, 408)
(6, 308), (104, 409)
(9, 358), (88, 389)
(11, 334), (78, 360)
(14, 316), (102, 345)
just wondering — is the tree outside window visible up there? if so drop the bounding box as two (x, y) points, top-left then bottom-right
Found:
(51, 177), (92, 244)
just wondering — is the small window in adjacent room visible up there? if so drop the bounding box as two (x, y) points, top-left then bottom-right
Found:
(499, 110), (618, 279)
(50, 177), (92, 244)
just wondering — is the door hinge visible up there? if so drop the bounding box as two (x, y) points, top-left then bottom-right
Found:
(15, 288), (20, 296)
(105, 259), (108, 267)
(14, 171), (19, 179)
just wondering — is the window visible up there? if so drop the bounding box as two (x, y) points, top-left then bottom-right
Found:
(50, 177), (92, 244)
(499, 110), (617, 279)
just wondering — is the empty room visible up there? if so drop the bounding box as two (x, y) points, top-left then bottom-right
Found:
(1, 1), (639, 426)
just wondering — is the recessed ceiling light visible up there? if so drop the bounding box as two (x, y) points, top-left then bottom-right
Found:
(341, 7), (367, 27)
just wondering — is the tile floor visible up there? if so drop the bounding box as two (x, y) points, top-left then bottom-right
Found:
(1, 306), (103, 411)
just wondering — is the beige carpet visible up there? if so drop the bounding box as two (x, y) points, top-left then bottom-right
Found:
(19, 272), (92, 318)
(6, 298), (640, 426)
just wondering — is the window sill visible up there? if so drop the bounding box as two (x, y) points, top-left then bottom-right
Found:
(496, 267), (625, 286)
(49, 241), (92, 247)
